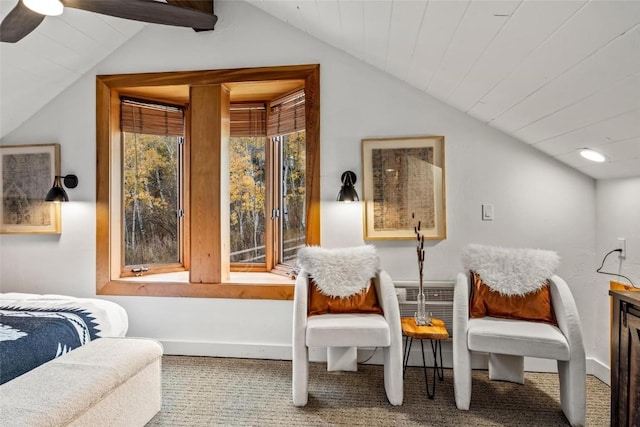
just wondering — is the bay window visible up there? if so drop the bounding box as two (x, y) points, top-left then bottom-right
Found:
(96, 65), (320, 299)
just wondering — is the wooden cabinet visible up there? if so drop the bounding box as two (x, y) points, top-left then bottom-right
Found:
(610, 290), (640, 427)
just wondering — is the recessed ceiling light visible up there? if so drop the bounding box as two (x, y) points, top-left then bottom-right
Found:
(579, 148), (606, 163)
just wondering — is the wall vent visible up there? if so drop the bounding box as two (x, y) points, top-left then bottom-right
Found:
(394, 280), (455, 336)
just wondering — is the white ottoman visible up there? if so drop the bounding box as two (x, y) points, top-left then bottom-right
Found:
(0, 337), (163, 426)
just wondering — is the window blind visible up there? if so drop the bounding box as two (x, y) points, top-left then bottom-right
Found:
(267, 89), (305, 136)
(121, 96), (300, 138)
(121, 98), (185, 137)
(230, 103), (266, 137)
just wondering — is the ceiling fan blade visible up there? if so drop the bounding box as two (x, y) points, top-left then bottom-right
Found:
(0, 1), (46, 43)
(61, 0), (217, 30)
(165, 0), (213, 32)
(165, 0), (213, 15)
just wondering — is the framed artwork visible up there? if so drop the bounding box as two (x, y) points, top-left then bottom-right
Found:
(1, 144), (61, 234)
(362, 136), (445, 240)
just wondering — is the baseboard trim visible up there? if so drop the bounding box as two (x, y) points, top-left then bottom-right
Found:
(587, 357), (610, 385)
(160, 340), (611, 384)
(160, 340), (291, 360)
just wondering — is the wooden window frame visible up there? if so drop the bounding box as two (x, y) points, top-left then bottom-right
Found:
(96, 64), (320, 300)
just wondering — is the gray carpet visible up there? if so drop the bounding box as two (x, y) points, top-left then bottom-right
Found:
(147, 355), (609, 426)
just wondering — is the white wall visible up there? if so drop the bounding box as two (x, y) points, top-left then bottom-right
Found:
(1, 1), (600, 372)
(593, 177), (640, 371)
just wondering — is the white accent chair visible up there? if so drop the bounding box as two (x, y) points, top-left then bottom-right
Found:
(292, 269), (403, 406)
(453, 272), (586, 426)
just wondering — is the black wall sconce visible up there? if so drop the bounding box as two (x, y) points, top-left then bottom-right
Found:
(45, 174), (78, 202)
(337, 171), (359, 202)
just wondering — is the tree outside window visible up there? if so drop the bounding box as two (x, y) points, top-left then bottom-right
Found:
(123, 132), (181, 267)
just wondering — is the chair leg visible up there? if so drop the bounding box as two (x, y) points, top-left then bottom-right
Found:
(292, 345), (309, 406)
(453, 339), (471, 410)
(383, 346), (404, 406)
(327, 347), (357, 371)
(557, 359), (586, 427)
(488, 354), (524, 384)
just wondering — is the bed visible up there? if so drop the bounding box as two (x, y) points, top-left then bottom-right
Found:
(0, 292), (128, 384)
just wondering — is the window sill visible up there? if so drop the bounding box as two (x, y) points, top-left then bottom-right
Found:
(97, 272), (295, 300)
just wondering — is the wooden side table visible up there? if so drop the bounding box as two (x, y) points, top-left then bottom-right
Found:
(401, 317), (449, 399)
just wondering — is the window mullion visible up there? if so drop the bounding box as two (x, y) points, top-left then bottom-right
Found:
(189, 84), (230, 283)
(266, 136), (281, 270)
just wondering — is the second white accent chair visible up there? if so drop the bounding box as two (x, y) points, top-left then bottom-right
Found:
(453, 272), (586, 427)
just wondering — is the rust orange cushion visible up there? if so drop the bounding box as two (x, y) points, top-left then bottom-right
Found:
(469, 271), (557, 325)
(308, 279), (383, 316)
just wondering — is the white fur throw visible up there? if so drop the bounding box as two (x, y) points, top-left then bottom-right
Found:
(297, 245), (379, 298)
(461, 244), (560, 296)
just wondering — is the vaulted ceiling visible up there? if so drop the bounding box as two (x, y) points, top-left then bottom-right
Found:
(1, 0), (639, 180)
(0, 1), (145, 138)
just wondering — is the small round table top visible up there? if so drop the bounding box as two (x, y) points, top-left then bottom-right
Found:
(401, 317), (449, 340)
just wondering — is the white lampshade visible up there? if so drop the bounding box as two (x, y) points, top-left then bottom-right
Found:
(23, 0), (63, 16)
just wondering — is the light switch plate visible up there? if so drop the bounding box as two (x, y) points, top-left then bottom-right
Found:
(482, 204), (494, 221)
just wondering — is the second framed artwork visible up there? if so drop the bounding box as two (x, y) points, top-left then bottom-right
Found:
(362, 136), (445, 240)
